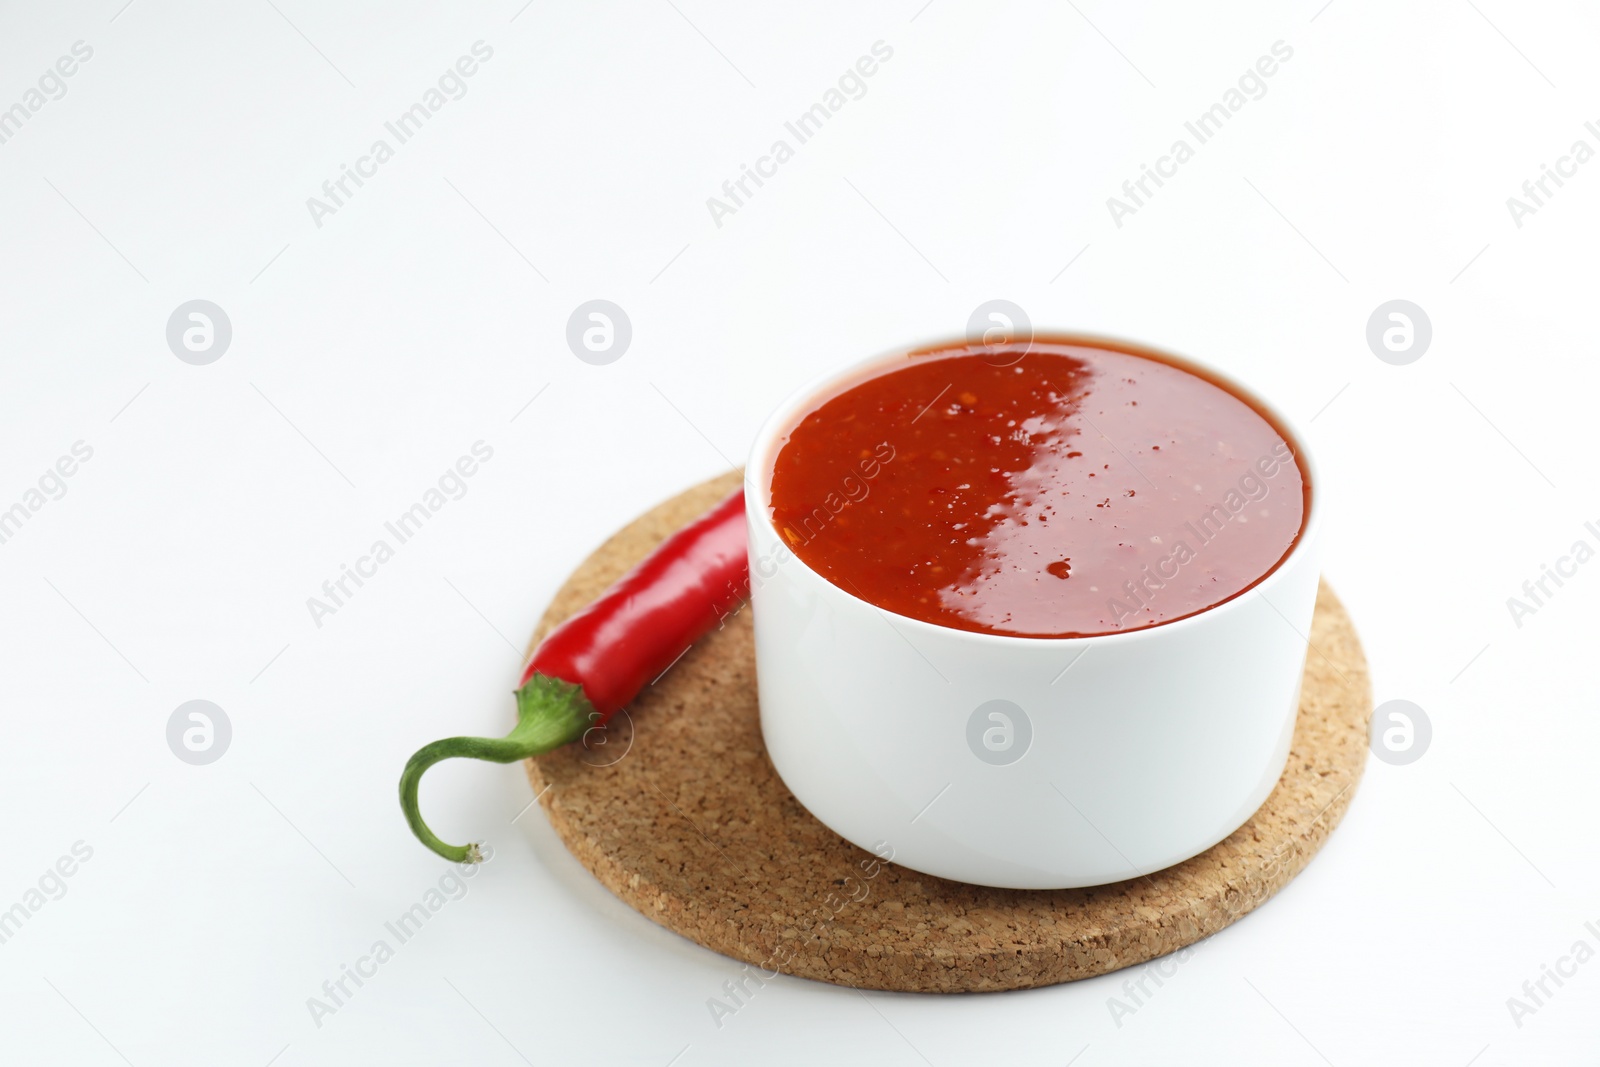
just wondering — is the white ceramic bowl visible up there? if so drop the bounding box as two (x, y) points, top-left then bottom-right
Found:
(744, 335), (1321, 890)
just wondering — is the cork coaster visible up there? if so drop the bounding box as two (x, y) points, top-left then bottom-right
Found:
(524, 471), (1371, 992)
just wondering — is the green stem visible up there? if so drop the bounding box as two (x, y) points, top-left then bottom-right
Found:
(399, 673), (594, 863)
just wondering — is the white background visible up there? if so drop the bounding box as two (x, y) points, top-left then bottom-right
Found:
(1, 1), (1596, 1064)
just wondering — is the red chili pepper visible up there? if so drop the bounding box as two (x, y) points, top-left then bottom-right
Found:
(400, 486), (749, 862)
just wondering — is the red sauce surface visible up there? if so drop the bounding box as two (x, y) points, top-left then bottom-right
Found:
(767, 339), (1309, 637)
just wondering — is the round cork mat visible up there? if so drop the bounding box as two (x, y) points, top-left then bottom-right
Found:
(524, 471), (1371, 993)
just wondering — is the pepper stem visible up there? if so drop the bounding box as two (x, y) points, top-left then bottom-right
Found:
(399, 673), (595, 863)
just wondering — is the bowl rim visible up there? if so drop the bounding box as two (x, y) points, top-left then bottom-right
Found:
(743, 330), (1323, 649)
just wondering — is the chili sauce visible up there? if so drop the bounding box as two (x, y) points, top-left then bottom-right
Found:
(767, 339), (1309, 637)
